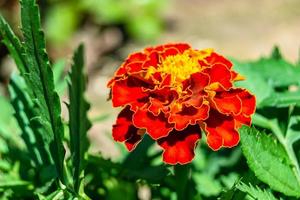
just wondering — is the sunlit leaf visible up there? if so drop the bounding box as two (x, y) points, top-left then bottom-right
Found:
(240, 126), (300, 197)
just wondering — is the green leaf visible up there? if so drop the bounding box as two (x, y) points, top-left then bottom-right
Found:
(68, 44), (91, 193)
(19, 0), (66, 183)
(0, 14), (27, 74)
(232, 47), (300, 104)
(236, 182), (277, 200)
(8, 74), (53, 168)
(232, 60), (273, 105)
(240, 126), (300, 197)
(260, 91), (300, 108)
(254, 57), (300, 87)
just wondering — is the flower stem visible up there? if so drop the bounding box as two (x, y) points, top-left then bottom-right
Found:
(174, 164), (191, 200)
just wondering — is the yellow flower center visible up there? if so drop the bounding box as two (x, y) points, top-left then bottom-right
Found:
(145, 48), (213, 92)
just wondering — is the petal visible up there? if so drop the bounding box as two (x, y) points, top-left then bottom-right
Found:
(133, 109), (173, 140)
(115, 66), (128, 77)
(169, 103), (209, 131)
(212, 93), (242, 115)
(112, 106), (143, 151)
(125, 62), (144, 73)
(203, 110), (239, 150)
(111, 77), (149, 107)
(112, 106), (135, 142)
(237, 90), (256, 116)
(147, 86), (178, 115)
(234, 114), (251, 128)
(160, 47), (180, 59)
(143, 51), (159, 69)
(158, 125), (201, 165)
(148, 97), (165, 116)
(190, 72), (210, 94)
(160, 74), (171, 87)
(206, 63), (232, 90)
(115, 52), (148, 76)
(164, 43), (191, 53)
(145, 43), (191, 54)
(205, 52), (233, 69)
(216, 89), (256, 116)
(125, 52), (148, 63)
(125, 130), (143, 152)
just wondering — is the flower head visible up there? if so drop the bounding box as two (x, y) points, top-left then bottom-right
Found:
(108, 43), (256, 165)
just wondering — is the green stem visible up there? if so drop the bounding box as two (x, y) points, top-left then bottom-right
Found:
(269, 119), (300, 186)
(253, 113), (300, 186)
(174, 164), (191, 200)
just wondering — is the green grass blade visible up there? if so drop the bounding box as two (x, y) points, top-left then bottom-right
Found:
(68, 44), (91, 192)
(20, 0), (66, 183)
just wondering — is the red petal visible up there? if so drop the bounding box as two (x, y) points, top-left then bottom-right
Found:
(216, 89), (256, 116)
(111, 77), (149, 107)
(126, 52), (147, 63)
(158, 125), (201, 165)
(206, 63), (232, 90)
(112, 106), (135, 142)
(115, 66), (127, 77)
(190, 72), (210, 94)
(203, 110), (239, 150)
(133, 109), (173, 140)
(145, 43), (191, 54)
(113, 107), (143, 151)
(143, 51), (160, 69)
(115, 52), (147, 76)
(160, 74), (171, 87)
(237, 90), (256, 116)
(234, 114), (251, 128)
(160, 47), (180, 59)
(125, 62), (144, 73)
(148, 98), (165, 116)
(169, 103), (209, 131)
(212, 93), (242, 115)
(164, 43), (191, 53)
(205, 52), (233, 69)
(125, 132), (143, 152)
(147, 86), (178, 115)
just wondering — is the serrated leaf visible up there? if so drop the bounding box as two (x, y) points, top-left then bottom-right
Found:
(253, 57), (300, 87)
(1, 0), (66, 183)
(18, 0), (65, 183)
(8, 74), (52, 168)
(236, 182), (277, 200)
(68, 44), (91, 193)
(0, 14), (27, 74)
(240, 126), (300, 197)
(260, 91), (300, 108)
(232, 60), (273, 104)
(233, 48), (300, 105)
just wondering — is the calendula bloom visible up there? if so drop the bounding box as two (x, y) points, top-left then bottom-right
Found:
(107, 43), (256, 165)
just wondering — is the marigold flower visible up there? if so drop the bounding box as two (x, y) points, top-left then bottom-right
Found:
(107, 43), (256, 165)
